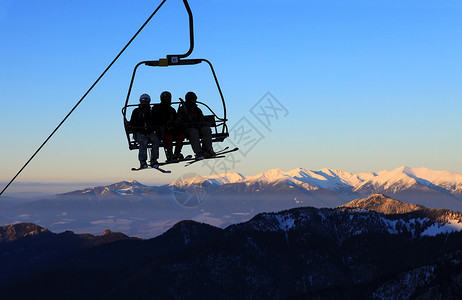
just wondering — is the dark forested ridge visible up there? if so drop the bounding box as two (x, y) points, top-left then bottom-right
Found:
(1, 195), (462, 299)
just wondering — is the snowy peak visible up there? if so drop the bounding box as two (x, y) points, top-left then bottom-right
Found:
(252, 168), (286, 180)
(340, 194), (426, 215)
(59, 167), (462, 207)
(401, 166), (462, 183)
(60, 180), (157, 197)
(401, 167), (462, 192)
(106, 180), (148, 194)
(353, 166), (462, 195)
(108, 180), (146, 190)
(169, 172), (247, 189)
(355, 167), (420, 193)
(168, 167), (462, 198)
(170, 168), (366, 191)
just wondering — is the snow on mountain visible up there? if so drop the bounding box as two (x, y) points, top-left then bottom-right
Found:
(169, 168), (370, 191)
(169, 166), (462, 196)
(61, 180), (154, 197)
(351, 166), (462, 196)
(53, 166), (462, 212)
(59, 167), (462, 199)
(285, 168), (370, 189)
(108, 180), (146, 190)
(353, 166), (425, 193)
(230, 193), (462, 240)
(247, 168), (336, 190)
(339, 194), (462, 236)
(421, 219), (462, 236)
(169, 173), (247, 189)
(233, 198), (462, 239)
(107, 180), (149, 195)
(402, 167), (462, 194)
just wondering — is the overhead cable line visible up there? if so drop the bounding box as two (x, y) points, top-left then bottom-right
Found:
(0, 0), (167, 197)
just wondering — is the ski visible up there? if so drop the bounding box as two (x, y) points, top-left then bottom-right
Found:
(215, 147), (238, 155)
(184, 147), (239, 166)
(185, 155), (226, 167)
(131, 149), (238, 170)
(131, 165), (171, 173)
(157, 155), (193, 166)
(214, 146), (230, 155)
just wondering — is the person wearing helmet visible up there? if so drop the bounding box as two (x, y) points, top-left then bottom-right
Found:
(151, 91), (185, 161)
(177, 91), (215, 159)
(129, 93), (160, 168)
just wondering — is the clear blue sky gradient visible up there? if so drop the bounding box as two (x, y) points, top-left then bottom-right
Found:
(1, 0), (461, 191)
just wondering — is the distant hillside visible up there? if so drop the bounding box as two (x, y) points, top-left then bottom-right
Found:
(340, 193), (426, 214)
(0, 223), (132, 287)
(0, 222), (49, 242)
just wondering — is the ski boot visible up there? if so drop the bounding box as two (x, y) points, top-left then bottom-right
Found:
(203, 149), (216, 159)
(165, 150), (176, 162)
(175, 152), (184, 160)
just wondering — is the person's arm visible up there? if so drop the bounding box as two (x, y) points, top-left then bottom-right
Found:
(129, 108), (138, 126)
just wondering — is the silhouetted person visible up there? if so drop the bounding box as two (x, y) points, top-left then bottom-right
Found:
(177, 91), (214, 159)
(152, 91), (185, 161)
(129, 93), (159, 168)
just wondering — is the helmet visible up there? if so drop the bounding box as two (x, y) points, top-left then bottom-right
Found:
(185, 91), (197, 103)
(160, 91), (172, 105)
(160, 91), (171, 100)
(139, 93), (151, 104)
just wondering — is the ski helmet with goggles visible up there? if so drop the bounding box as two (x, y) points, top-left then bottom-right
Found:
(185, 91), (197, 103)
(139, 93), (151, 104)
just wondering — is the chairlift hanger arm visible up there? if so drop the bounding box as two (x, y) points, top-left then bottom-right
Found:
(174, 0), (194, 59)
(123, 57), (227, 120)
(142, 58), (227, 122)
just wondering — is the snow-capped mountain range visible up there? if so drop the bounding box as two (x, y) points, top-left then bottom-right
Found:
(169, 166), (462, 210)
(170, 166), (462, 196)
(54, 166), (462, 212)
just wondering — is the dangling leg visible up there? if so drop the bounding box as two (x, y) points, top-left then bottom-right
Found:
(185, 128), (203, 158)
(135, 133), (148, 168)
(148, 132), (160, 167)
(200, 126), (214, 156)
(174, 131), (185, 159)
(163, 132), (175, 161)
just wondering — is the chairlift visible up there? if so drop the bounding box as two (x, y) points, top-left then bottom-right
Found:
(121, 0), (229, 151)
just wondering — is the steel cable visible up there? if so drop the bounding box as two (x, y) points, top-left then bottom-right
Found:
(0, 0), (167, 196)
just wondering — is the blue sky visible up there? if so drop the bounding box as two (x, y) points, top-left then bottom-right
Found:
(1, 0), (462, 192)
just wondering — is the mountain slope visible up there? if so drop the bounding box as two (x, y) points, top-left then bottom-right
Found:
(61, 180), (161, 197)
(168, 166), (462, 210)
(0, 223), (132, 287)
(340, 193), (426, 214)
(2, 196), (462, 299)
(169, 166), (462, 194)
